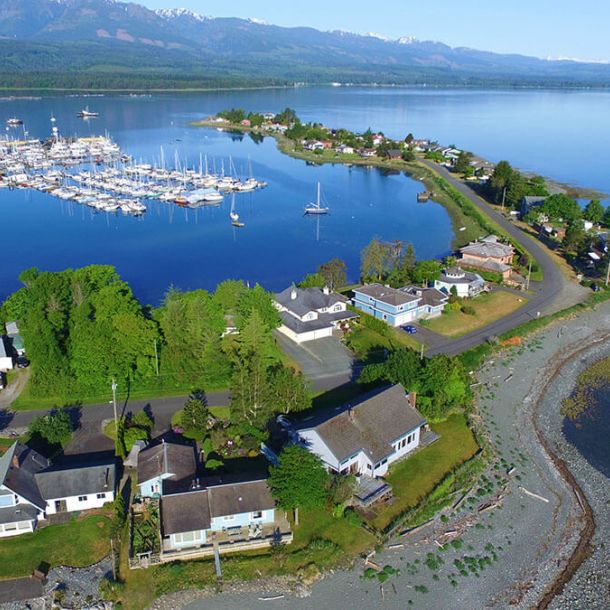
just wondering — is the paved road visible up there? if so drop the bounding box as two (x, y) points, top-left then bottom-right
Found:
(0, 165), (578, 447)
(420, 160), (569, 356)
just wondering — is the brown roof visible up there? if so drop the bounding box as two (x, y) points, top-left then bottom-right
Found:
(355, 284), (419, 307)
(298, 384), (426, 464)
(161, 489), (211, 535)
(137, 442), (197, 488)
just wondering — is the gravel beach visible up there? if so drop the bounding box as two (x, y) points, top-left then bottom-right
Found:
(174, 301), (610, 610)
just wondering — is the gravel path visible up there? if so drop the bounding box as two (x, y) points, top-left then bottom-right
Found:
(171, 302), (610, 610)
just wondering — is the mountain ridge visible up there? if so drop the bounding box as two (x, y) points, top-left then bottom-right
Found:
(0, 0), (608, 89)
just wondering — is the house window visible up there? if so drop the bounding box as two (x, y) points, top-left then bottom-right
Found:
(222, 515), (235, 522)
(252, 511), (263, 519)
(382, 314), (387, 320)
(334, 304), (342, 311)
(0, 496), (13, 508)
(3, 523), (17, 531)
(96, 493), (106, 500)
(17, 521), (31, 530)
(78, 496), (87, 502)
(367, 464), (372, 471)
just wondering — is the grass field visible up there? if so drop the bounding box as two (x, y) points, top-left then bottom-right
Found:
(0, 514), (112, 579)
(369, 414), (479, 530)
(346, 323), (421, 361)
(423, 291), (528, 337)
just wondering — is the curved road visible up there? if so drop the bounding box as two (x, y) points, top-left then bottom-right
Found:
(420, 160), (567, 356)
(0, 165), (573, 444)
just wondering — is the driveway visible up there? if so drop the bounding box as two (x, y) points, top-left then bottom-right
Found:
(274, 332), (356, 391)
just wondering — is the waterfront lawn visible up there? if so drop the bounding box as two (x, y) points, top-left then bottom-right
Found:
(422, 291), (528, 338)
(118, 507), (375, 610)
(346, 324), (421, 362)
(369, 414), (479, 530)
(0, 514), (112, 579)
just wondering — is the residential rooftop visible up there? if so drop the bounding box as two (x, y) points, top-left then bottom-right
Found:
(297, 384), (425, 464)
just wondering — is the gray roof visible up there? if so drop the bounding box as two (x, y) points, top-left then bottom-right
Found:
(460, 238), (514, 260)
(438, 268), (483, 285)
(401, 286), (449, 308)
(208, 479), (275, 519)
(161, 489), (211, 535)
(0, 337), (8, 360)
(161, 478), (275, 536)
(275, 286), (347, 318)
(0, 443), (48, 509)
(279, 310), (358, 335)
(0, 503), (39, 526)
(35, 461), (116, 500)
(522, 196), (547, 208)
(5, 321), (19, 337)
(298, 384), (426, 464)
(137, 442), (197, 491)
(354, 284), (420, 307)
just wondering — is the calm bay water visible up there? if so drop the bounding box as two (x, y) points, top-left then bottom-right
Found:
(563, 385), (610, 478)
(2, 88), (610, 304)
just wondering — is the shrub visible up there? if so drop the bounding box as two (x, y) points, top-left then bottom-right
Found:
(461, 304), (476, 316)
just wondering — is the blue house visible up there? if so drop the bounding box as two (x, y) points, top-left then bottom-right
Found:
(137, 441), (198, 498)
(160, 478), (292, 558)
(353, 284), (447, 327)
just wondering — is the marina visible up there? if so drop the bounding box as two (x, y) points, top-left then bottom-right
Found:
(0, 121), (268, 218)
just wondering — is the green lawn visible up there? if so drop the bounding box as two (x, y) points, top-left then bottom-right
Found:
(0, 515), (112, 579)
(119, 507), (375, 610)
(369, 414), (479, 530)
(346, 324), (421, 361)
(422, 291), (528, 338)
(10, 375), (228, 412)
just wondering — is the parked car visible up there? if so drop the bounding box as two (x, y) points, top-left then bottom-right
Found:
(16, 356), (29, 369)
(403, 325), (418, 335)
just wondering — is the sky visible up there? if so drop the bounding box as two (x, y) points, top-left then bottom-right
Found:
(142, 0), (610, 62)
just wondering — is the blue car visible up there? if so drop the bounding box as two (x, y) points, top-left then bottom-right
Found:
(403, 325), (417, 334)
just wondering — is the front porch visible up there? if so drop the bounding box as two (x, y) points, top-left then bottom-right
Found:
(160, 514), (293, 562)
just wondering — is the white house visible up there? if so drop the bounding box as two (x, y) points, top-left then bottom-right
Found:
(434, 267), (487, 298)
(35, 461), (116, 515)
(137, 441), (198, 498)
(0, 337), (12, 372)
(296, 384), (426, 478)
(0, 442), (116, 537)
(0, 443), (48, 537)
(160, 478), (292, 558)
(274, 285), (358, 343)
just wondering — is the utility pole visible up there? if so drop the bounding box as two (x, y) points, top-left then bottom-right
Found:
(605, 255), (610, 287)
(111, 378), (118, 427)
(153, 340), (159, 376)
(526, 260), (533, 290)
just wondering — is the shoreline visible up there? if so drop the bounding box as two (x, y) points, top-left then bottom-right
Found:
(193, 119), (607, 236)
(192, 119), (499, 249)
(158, 302), (610, 610)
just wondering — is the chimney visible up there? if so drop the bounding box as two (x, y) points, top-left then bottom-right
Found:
(407, 392), (417, 409)
(11, 454), (20, 469)
(290, 288), (297, 300)
(323, 285), (330, 295)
